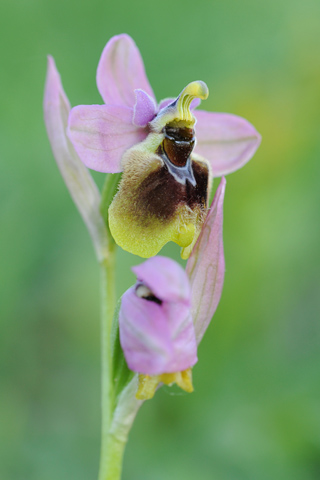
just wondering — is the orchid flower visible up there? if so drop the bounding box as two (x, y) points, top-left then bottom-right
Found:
(67, 34), (260, 259)
(119, 177), (226, 400)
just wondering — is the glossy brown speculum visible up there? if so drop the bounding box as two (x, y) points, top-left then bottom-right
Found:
(163, 126), (195, 167)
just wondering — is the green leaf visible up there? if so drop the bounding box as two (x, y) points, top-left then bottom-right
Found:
(110, 298), (135, 404)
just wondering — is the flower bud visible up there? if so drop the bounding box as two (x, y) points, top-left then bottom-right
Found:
(119, 256), (198, 399)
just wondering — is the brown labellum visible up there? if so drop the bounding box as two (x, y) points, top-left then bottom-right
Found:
(163, 127), (195, 167)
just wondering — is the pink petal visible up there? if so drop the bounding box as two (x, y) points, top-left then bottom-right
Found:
(43, 56), (108, 261)
(133, 89), (157, 127)
(186, 177), (226, 344)
(158, 97), (175, 110)
(194, 111), (261, 176)
(96, 34), (155, 108)
(132, 256), (191, 304)
(67, 104), (147, 173)
(190, 97), (201, 110)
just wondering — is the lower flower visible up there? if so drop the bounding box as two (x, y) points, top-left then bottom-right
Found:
(118, 257), (198, 399)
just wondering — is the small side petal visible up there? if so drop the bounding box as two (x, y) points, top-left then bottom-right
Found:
(43, 56), (109, 261)
(97, 34), (155, 108)
(67, 104), (147, 173)
(186, 177), (226, 343)
(194, 111), (261, 176)
(133, 89), (157, 127)
(132, 256), (191, 303)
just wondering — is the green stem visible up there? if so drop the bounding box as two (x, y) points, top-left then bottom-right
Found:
(97, 172), (141, 480)
(98, 251), (126, 480)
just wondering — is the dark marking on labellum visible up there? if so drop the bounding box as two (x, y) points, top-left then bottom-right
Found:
(135, 158), (209, 223)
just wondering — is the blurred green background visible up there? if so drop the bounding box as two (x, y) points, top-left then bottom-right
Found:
(1, 0), (320, 478)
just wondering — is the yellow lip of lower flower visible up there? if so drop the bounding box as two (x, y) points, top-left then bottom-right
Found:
(136, 368), (194, 400)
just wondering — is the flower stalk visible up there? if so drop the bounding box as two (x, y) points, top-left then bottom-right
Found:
(99, 254), (117, 480)
(99, 252), (139, 480)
